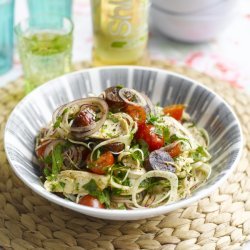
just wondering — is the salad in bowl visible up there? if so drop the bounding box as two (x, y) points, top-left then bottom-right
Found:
(36, 86), (211, 210)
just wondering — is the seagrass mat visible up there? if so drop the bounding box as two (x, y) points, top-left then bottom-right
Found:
(0, 60), (250, 250)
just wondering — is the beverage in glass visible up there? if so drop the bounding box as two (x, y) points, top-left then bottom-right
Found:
(28, 0), (72, 19)
(15, 17), (73, 93)
(91, 0), (149, 65)
(0, 0), (15, 75)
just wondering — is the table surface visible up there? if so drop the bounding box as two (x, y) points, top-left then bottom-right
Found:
(1, 0), (250, 93)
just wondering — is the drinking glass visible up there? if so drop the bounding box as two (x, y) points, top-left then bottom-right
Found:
(0, 0), (14, 75)
(15, 16), (73, 93)
(91, 0), (149, 65)
(28, 0), (72, 19)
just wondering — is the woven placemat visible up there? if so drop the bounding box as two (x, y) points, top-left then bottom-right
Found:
(0, 60), (250, 250)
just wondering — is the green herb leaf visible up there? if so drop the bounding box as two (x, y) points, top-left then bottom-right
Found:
(108, 112), (119, 123)
(190, 146), (208, 162)
(106, 132), (115, 138)
(111, 41), (127, 48)
(170, 134), (191, 147)
(110, 164), (130, 186)
(187, 122), (196, 128)
(122, 177), (130, 186)
(117, 204), (126, 210)
(51, 144), (63, 176)
(90, 149), (101, 163)
(139, 178), (152, 189)
(110, 163), (127, 172)
(53, 116), (62, 128)
(43, 155), (52, 164)
(53, 108), (68, 129)
(43, 144), (63, 181)
(163, 127), (170, 144)
(111, 188), (122, 196)
(62, 108), (69, 115)
(138, 139), (149, 159)
(116, 84), (124, 89)
(75, 183), (80, 191)
(154, 127), (163, 137)
(83, 179), (110, 207)
(131, 150), (143, 162)
(139, 178), (170, 194)
(51, 183), (58, 192)
(59, 181), (65, 189)
(43, 167), (51, 177)
(83, 179), (100, 196)
(147, 114), (159, 124)
(101, 189), (111, 207)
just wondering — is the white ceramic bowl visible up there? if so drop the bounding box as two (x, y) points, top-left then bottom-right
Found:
(151, 6), (235, 43)
(192, 0), (237, 16)
(151, 0), (233, 14)
(4, 66), (243, 220)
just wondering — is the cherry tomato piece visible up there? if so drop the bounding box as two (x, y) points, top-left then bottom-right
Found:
(88, 151), (115, 175)
(36, 143), (48, 158)
(78, 195), (105, 208)
(124, 105), (146, 125)
(136, 124), (164, 151)
(166, 143), (181, 158)
(135, 123), (146, 139)
(163, 104), (185, 121)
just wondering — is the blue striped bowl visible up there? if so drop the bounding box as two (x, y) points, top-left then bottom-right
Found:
(4, 66), (243, 220)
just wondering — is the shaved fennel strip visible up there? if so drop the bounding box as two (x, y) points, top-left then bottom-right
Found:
(128, 168), (146, 179)
(110, 177), (145, 195)
(118, 151), (140, 169)
(156, 116), (199, 149)
(110, 177), (131, 191)
(150, 192), (171, 207)
(202, 148), (212, 161)
(118, 151), (130, 162)
(199, 128), (210, 147)
(192, 162), (211, 179)
(113, 112), (138, 134)
(130, 148), (145, 161)
(118, 147), (145, 169)
(68, 139), (91, 149)
(132, 170), (178, 208)
(120, 169), (130, 183)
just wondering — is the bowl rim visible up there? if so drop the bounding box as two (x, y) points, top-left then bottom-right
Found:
(151, 4), (236, 20)
(4, 65), (243, 220)
(151, 0), (236, 15)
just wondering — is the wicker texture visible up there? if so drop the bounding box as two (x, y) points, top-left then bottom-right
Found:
(0, 61), (249, 250)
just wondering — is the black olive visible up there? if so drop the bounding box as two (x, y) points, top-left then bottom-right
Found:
(104, 86), (127, 111)
(145, 149), (176, 172)
(103, 142), (125, 153)
(72, 108), (95, 127)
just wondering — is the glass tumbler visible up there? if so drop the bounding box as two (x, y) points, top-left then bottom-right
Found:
(0, 0), (14, 75)
(15, 16), (73, 93)
(91, 0), (149, 65)
(28, 0), (72, 19)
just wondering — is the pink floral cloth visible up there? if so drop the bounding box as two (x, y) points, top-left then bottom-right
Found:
(148, 0), (250, 91)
